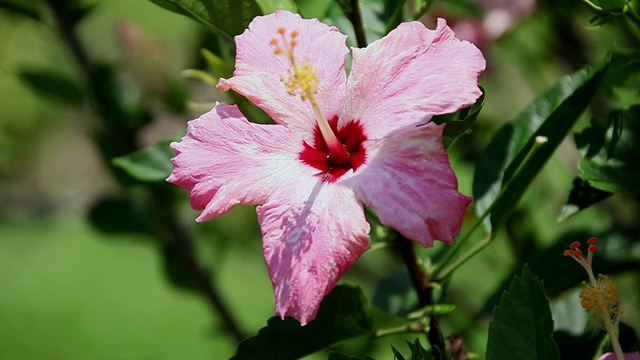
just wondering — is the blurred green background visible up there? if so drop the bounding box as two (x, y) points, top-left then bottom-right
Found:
(1, 0), (639, 359)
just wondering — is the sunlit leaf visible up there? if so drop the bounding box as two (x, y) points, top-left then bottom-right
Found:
(201, 0), (263, 38)
(473, 55), (610, 233)
(112, 140), (175, 182)
(146, 0), (263, 39)
(486, 265), (560, 360)
(232, 285), (372, 360)
(18, 68), (85, 106)
(147, 0), (221, 36)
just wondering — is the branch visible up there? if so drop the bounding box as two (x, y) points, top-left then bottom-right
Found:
(396, 235), (445, 359)
(349, 0), (367, 47)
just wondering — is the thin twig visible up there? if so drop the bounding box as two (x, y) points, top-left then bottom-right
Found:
(43, 0), (90, 74)
(397, 235), (445, 359)
(349, 0), (367, 47)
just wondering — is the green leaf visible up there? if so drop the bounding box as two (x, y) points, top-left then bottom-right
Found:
(473, 55), (610, 233)
(577, 107), (640, 194)
(391, 339), (432, 360)
(146, 0), (263, 39)
(589, 12), (614, 26)
(592, 0), (626, 11)
(18, 68), (85, 106)
(559, 178), (612, 221)
(378, 0), (405, 35)
(0, 0), (43, 21)
(232, 285), (372, 360)
(201, 0), (263, 38)
(147, 0), (222, 36)
(432, 86), (485, 149)
(112, 140), (175, 182)
(486, 265), (560, 360)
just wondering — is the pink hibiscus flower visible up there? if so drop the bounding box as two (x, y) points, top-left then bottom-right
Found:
(168, 10), (485, 325)
(598, 352), (640, 360)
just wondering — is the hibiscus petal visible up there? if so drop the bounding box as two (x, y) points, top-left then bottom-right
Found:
(218, 10), (349, 141)
(346, 123), (471, 247)
(167, 103), (312, 222)
(258, 179), (370, 325)
(341, 19), (485, 139)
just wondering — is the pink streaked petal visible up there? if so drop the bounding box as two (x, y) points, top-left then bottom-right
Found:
(598, 353), (640, 360)
(167, 103), (313, 222)
(346, 123), (471, 247)
(258, 179), (370, 325)
(341, 19), (485, 139)
(218, 10), (349, 140)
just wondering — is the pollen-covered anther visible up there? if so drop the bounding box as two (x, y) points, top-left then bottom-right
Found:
(270, 28), (347, 166)
(579, 274), (621, 329)
(269, 28), (321, 104)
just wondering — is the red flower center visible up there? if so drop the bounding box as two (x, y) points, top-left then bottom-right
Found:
(300, 116), (367, 182)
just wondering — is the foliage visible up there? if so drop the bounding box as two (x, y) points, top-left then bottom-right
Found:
(486, 265), (560, 360)
(2, 0), (640, 359)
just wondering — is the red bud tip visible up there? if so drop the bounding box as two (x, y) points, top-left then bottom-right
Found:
(587, 237), (598, 245)
(564, 250), (575, 256)
(570, 241), (581, 249)
(574, 249), (583, 257)
(588, 245), (598, 253)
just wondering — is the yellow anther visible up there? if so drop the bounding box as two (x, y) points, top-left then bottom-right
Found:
(270, 39), (277, 45)
(269, 28), (344, 159)
(579, 274), (621, 330)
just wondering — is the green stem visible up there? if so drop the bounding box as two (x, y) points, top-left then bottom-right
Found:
(626, 4), (640, 25)
(437, 233), (493, 279)
(625, 15), (640, 42)
(430, 206), (490, 280)
(431, 136), (549, 280)
(582, 0), (604, 11)
(373, 322), (427, 338)
(412, 0), (435, 21)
